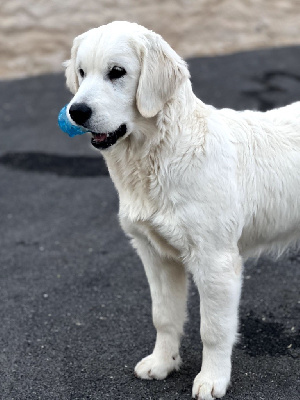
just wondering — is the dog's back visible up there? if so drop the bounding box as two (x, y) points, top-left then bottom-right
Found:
(217, 102), (300, 258)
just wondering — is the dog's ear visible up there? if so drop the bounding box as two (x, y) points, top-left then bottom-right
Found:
(136, 32), (190, 118)
(63, 34), (84, 94)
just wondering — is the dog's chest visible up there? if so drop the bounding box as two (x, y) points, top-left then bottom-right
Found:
(118, 178), (182, 259)
(123, 216), (182, 259)
(118, 182), (181, 259)
(106, 148), (165, 219)
(106, 148), (187, 259)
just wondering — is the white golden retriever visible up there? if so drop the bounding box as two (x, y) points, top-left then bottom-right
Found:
(64, 21), (300, 399)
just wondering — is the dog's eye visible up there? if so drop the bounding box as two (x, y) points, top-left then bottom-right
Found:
(78, 68), (85, 78)
(108, 66), (126, 80)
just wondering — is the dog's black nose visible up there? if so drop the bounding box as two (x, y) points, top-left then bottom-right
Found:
(69, 103), (92, 126)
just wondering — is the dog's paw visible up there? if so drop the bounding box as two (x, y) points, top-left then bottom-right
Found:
(192, 371), (229, 400)
(134, 353), (181, 380)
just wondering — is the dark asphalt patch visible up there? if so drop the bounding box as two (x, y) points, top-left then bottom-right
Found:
(239, 310), (300, 358)
(242, 70), (300, 111)
(188, 46), (300, 111)
(0, 151), (108, 177)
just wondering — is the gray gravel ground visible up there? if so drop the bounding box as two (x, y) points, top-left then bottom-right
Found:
(0, 46), (299, 400)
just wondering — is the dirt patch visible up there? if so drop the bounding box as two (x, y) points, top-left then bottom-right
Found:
(1, 1), (300, 79)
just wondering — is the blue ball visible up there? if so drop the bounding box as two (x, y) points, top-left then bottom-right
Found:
(58, 104), (90, 137)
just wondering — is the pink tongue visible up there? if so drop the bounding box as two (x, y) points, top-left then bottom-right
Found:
(94, 134), (107, 142)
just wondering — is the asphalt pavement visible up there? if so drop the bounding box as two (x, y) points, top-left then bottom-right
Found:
(0, 46), (299, 400)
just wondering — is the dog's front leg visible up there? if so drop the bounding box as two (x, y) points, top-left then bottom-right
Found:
(189, 250), (243, 400)
(132, 237), (188, 380)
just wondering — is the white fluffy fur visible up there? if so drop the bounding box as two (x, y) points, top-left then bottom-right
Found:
(64, 21), (300, 400)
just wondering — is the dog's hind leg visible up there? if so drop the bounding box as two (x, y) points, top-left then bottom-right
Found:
(133, 237), (188, 380)
(189, 249), (243, 400)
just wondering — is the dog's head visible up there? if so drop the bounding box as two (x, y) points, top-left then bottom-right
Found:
(64, 21), (190, 150)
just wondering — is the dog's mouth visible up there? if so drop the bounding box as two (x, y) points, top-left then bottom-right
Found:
(91, 124), (127, 150)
